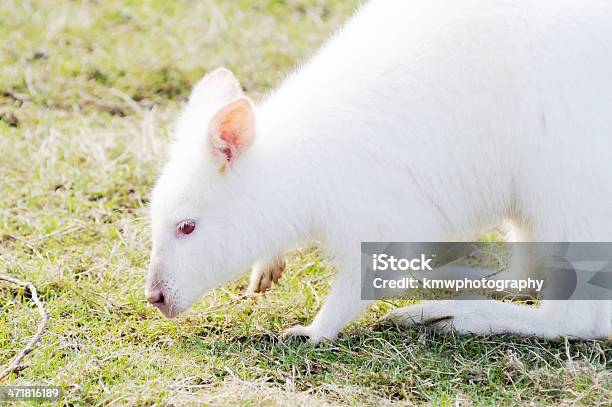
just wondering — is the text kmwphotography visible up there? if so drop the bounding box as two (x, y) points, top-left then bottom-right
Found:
(372, 275), (544, 293)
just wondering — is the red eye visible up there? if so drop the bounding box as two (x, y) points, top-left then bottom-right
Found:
(177, 219), (196, 236)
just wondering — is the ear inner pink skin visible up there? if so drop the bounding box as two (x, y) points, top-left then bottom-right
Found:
(219, 128), (241, 162)
(207, 97), (255, 165)
(219, 146), (233, 162)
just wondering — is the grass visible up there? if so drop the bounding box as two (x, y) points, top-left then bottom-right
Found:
(1, 0), (610, 405)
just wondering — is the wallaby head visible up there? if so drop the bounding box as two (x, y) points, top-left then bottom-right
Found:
(146, 68), (259, 317)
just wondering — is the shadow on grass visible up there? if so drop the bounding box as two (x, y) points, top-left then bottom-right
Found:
(172, 321), (611, 404)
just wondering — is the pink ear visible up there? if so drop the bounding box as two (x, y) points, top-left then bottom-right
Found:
(207, 97), (256, 165)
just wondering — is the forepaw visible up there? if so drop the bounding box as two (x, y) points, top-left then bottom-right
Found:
(246, 257), (286, 294)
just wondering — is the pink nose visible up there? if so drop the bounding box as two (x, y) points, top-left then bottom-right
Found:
(146, 285), (165, 305)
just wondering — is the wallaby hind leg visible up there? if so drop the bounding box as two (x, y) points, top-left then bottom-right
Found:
(384, 299), (610, 339)
(385, 220), (611, 339)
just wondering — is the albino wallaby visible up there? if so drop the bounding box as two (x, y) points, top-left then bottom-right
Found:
(146, 0), (612, 342)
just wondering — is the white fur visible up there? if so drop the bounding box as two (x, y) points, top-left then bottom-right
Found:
(148, 0), (612, 341)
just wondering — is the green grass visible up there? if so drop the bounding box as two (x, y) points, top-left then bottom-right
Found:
(1, 1), (610, 405)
